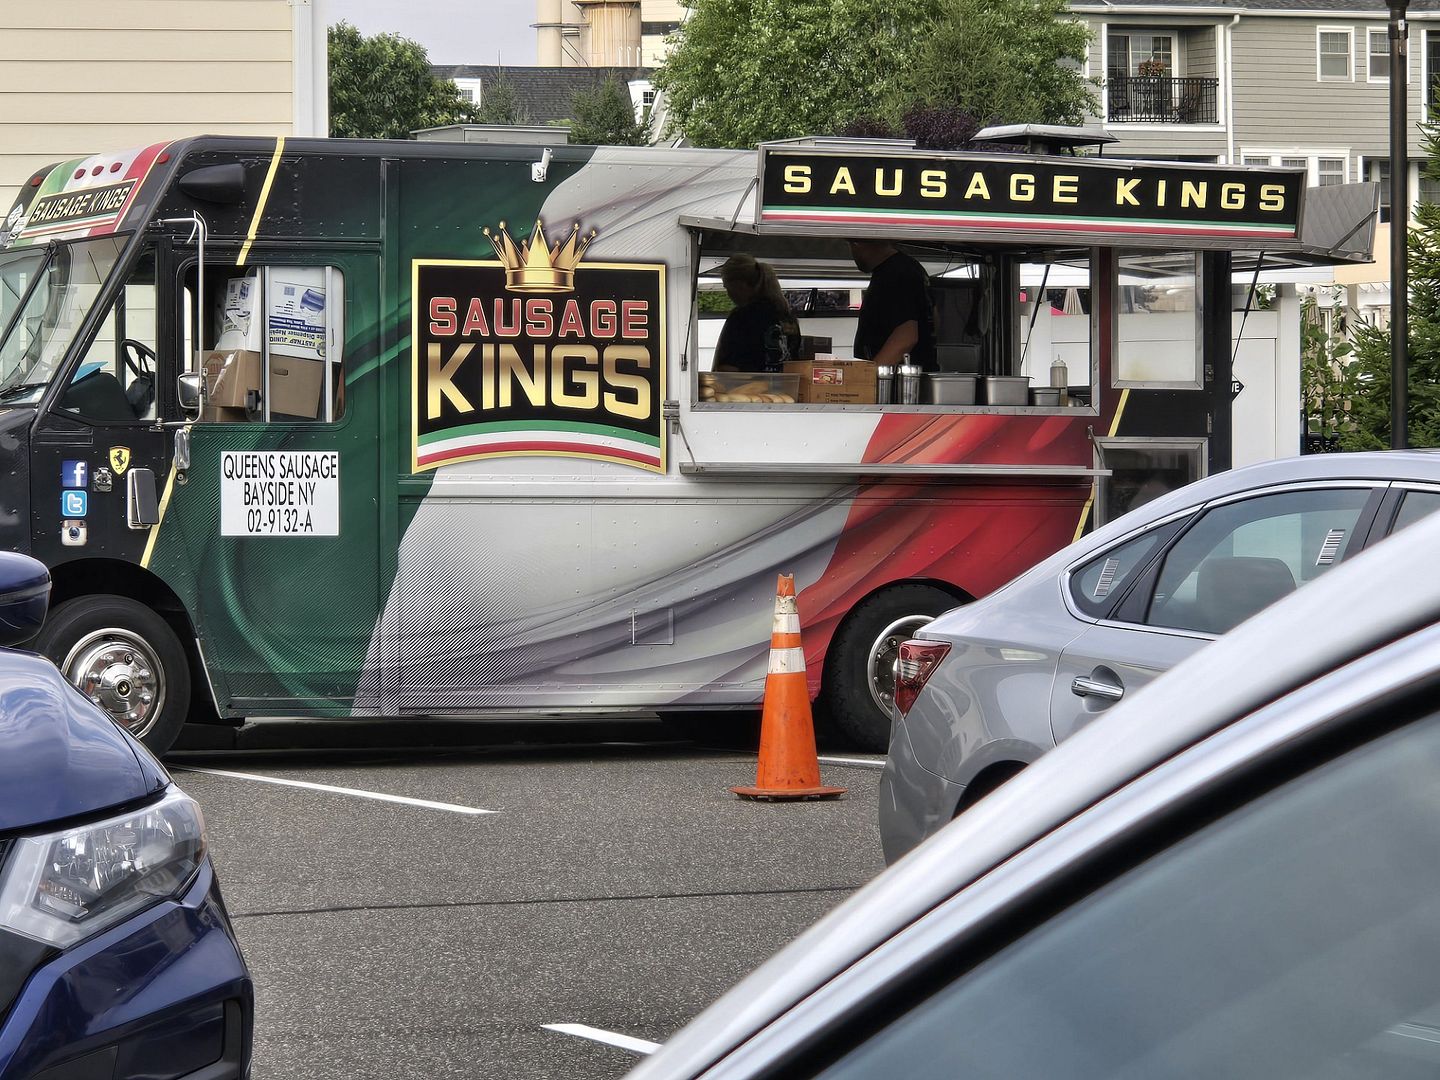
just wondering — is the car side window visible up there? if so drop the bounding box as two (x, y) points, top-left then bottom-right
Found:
(1068, 525), (1177, 619)
(809, 704), (1440, 1080)
(1391, 490), (1440, 536)
(59, 250), (159, 424)
(1144, 488), (1371, 635)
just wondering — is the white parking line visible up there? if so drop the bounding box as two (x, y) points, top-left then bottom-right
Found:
(543, 1023), (660, 1055)
(172, 766), (497, 815)
(817, 756), (885, 771)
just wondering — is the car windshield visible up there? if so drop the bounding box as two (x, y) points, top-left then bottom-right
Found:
(0, 236), (127, 405)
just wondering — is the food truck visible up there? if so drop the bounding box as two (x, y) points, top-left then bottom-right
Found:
(0, 133), (1375, 753)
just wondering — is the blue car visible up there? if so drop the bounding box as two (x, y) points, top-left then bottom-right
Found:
(0, 553), (252, 1079)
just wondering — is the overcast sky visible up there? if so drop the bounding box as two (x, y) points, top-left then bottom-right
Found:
(324, 0), (538, 66)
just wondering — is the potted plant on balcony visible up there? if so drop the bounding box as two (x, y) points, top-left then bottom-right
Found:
(1137, 57), (1168, 78)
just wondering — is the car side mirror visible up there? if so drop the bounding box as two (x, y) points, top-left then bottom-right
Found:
(177, 372), (203, 413)
(0, 552), (50, 646)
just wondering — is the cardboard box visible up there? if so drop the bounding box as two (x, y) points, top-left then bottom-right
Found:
(201, 349), (324, 419)
(267, 355), (324, 418)
(202, 349), (261, 409)
(200, 404), (252, 424)
(784, 359), (877, 404)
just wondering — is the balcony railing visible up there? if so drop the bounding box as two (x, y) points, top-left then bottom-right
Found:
(1106, 75), (1219, 124)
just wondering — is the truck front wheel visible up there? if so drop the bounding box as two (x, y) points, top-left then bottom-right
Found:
(820, 585), (960, 752)
(35, 595), (191, 756)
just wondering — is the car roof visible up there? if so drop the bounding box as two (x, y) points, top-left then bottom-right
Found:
(628, 506), (1440, 1080)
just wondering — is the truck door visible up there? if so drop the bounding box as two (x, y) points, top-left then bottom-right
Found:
(30, 242), (172, 567)
(159, 251), (383, 716)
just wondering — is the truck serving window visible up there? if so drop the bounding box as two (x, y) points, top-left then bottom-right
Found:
(185, 264), (344, 423)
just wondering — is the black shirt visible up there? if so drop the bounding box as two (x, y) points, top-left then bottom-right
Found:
(714, 300), (800, 373)
(855, 252), (936, 371)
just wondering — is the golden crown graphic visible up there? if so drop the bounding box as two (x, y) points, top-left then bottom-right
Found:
(483, 218), (596, 293)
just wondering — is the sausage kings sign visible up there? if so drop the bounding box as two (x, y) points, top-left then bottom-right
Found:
(758, 147), (1306, 241)
(412, 219), (666, 473)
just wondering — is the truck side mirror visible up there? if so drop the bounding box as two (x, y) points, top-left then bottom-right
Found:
(177, 372), (203, 413)
(127, 468), (160, 529)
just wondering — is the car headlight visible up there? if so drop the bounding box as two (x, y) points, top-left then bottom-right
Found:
(0, 787), (205, 948)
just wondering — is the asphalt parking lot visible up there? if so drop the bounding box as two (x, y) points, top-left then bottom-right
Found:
(170, 720), (886, 1080)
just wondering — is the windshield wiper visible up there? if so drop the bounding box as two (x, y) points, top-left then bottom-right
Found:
(0, 382), (47, 402)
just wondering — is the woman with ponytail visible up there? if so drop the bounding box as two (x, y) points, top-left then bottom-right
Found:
(713, 254), (802, 372)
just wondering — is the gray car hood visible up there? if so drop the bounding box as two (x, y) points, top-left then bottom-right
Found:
(628, 508), (1440, 1080)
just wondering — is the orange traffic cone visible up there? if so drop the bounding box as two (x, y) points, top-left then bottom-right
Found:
(731, 574), (846, 802)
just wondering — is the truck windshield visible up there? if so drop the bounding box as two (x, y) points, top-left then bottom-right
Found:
(0, 236), (127, 404)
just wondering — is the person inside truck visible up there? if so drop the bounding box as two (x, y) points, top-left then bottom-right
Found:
(849, 238), (937, 371)
(712, 254), (801, 372)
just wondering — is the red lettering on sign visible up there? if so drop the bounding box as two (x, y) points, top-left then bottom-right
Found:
(429, 297), (457, 336)
(621, 301), (649, 340)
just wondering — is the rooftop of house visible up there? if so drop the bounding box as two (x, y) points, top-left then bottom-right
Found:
(431, 65), (655, 125)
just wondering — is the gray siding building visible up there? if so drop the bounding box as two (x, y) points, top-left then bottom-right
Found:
(1075, 0), (1440, 218)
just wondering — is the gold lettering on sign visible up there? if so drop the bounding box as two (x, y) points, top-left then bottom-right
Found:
(830, 167), (856, 196)
(428, 343), (474, 418)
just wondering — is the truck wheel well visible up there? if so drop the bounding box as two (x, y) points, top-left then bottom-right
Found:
(843, 577), (974, 619)
(954, 761), (1028, 817)
(46, 560), (216, 719)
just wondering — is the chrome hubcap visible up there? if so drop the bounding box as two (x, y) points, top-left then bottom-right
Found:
(867, 615), (936, 715)
(63, 629), (165, 738)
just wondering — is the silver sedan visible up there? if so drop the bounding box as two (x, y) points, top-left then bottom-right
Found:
(879, 450), (1440, 863)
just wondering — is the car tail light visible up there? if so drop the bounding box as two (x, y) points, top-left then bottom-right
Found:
(895, 640), (951, 717)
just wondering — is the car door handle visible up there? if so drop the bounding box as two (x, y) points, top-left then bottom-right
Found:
(1072, 675), (1125, 702)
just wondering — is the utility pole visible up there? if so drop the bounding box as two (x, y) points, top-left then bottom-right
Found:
(1389, 0), (1409, 449)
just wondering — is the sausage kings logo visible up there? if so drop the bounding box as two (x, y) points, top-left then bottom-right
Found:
(413, 219), (665, 474)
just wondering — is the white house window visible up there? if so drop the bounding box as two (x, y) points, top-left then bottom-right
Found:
(1428, 30), (1440, 117)
(1243, 150), (1351, 188)
(1318, 28), (1354, 81)
(1109, 33), (1175, 77)
(1369, 28), (1389, 81)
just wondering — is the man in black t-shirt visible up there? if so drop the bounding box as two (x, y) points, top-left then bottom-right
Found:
(850, 240), (937, 371)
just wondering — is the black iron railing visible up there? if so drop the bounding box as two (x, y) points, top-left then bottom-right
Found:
(1107, 76), (1219, 123)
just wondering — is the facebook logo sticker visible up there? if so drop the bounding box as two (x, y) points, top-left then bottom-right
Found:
(62, 460), (87, 488)
(61, 490), (87, 517)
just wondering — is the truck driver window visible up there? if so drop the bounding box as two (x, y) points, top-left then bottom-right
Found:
(61, 250), (159, 423)
(184, 264), (344, 423)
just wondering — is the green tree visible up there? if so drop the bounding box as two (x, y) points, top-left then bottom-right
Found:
(1336, 121), (1440, 451)
(476, 73), (529, 126)
(654, 0), (942, 148)
(328, 21), (478, 139)
(654, 0), (1093, 148)
(896, 0), (1095, 126)
(569, 76), (651, 146)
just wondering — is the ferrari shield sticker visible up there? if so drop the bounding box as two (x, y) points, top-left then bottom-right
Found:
(109, 446), (131, 474)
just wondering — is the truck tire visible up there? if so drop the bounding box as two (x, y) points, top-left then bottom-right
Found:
(35, 595), (191, 757)
(821, 584), (960, 752)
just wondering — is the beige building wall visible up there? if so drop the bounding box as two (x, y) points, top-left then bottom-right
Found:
(1, 0), (321, 209)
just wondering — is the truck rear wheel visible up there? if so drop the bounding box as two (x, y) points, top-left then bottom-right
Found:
(821, 585), (959, 752)
(35, 595), (191, 757)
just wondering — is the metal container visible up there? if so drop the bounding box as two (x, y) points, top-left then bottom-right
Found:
(926, 374), (978, 405)
(983, 375), (1030, 406)
(1030, 387), (1064, 407)
(876, 364), (894, 405)
(897, 364), (923, 405)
